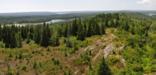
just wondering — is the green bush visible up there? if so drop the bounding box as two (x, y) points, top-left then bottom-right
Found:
(97, 58), (112, 75)
(76, 50), (91, 65)
(50, 35), (60, 46)
(108, 55), (120, 65)
(64, 36), (81, 53)
(7, 66), (14, 75)
(0, 41), (5, 48)
(52, 58), (60, 65)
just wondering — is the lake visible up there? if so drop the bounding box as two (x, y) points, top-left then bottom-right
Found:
(46, 19), (72, 24)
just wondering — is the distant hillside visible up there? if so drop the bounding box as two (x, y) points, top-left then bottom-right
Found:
(0, 11), (155, 24)
(0, 12), (57, 17)
(0, 11), (102, 24)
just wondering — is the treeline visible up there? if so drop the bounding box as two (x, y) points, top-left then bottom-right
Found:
(0, 13), (152, 48)
(0, 24), (51, 48)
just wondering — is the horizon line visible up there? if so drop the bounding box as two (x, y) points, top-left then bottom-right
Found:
(0, 9), (156, 13)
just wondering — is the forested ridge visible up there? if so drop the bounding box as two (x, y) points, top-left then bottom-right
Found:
(0, 13), (155, 75)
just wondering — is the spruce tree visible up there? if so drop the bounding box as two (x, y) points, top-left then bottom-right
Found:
(97, 58), (111, 75)
(40, 23), (51, 47)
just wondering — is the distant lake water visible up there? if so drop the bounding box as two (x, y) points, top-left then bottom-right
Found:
(3, 19), (73, 26)
(148, 13), (156, 16)
(46, 19), (72, 24)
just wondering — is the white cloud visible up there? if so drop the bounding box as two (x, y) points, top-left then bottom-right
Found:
(137, 0), (156, 5)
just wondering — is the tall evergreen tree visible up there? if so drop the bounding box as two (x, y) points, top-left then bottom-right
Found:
(15, 32), (22, 48)
(97, 58), (111, 75)
(40, 23), (51, 47)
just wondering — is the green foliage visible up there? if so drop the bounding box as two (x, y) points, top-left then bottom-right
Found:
(0, 12), (155, 75)
(33, 61), (42, 70)
(7, 66), (15, 75)
(40, 23), (51, 47)
(65, 36), (80, 51)
(0, 41), (5, 48)
(108, 55), (120, 65)
(80, 50), (91, 64)
(50, 35), (60, 46)
(97, 58), (111, 75)
(52, 58), (60, 65)
(64, 70), (72, 75)
(76, 50), (91, 65)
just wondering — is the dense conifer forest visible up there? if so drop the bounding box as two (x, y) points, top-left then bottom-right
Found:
(0, 12), (155, 75)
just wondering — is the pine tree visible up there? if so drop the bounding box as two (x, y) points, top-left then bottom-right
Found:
(77, 23), (86, 40)
(97, 58), (111, 75)
(0, 25), (2, 41)
(40, 23), (51, 47)
(33, 26), (42, 44)
(21, 26), (28, 40)
(15, 32), (22, 48)
(71, 19), (79, 36)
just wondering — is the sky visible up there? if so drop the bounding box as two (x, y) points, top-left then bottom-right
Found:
(0, 0), (155, 13)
